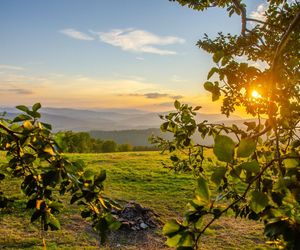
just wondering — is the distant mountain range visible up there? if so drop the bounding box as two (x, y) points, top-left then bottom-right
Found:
(0, 106), (243, 132)
(0, 106), (256, 146)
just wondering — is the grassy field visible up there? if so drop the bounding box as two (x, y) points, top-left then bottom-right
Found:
(0, 151), (270, 249)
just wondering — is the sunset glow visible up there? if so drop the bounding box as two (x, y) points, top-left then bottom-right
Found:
(251, 90), (262, 99)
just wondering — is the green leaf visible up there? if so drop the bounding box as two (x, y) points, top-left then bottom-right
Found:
(41, 122), (52, 130)
(204, 81), (214, 92)
(48, 201), (63, 212)
(163, 219), (181, 236)
(221, 56), (231, 66)
(32, 103), (42, 112)
(212, 88), (221, 101)
(48, 214), (61, 230)
(211, 167), (227, 186)
(180, 233), (194, 247)
(213, 51), (224, 63)
(174, 100), (181, 110)
(28, 110), (41, 118)
(166, 234), (182, 247)
(195, 176), (210, 205)
(193, 106), (202, 111)
(250, 190), (269, 214)
(160, 122), (169, 132)
(16, 105), (29, 113)
(13, 114), (32, 122)
(283, 158), (299, 168)
(84, 170), (94, 180)
(237, 138), (257, 158)
(207, 67), (219, 79)
(291, 140), (300, 149)
(94, 170), (106, 185)
(239, 160), (260, 174)
(195, 217), (203, 230)
(213, 135), (235, 163)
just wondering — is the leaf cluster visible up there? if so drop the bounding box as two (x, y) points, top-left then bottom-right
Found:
(0, 104), (119, 243)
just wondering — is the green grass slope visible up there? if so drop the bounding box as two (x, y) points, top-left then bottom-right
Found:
(0, 152), (270, 249)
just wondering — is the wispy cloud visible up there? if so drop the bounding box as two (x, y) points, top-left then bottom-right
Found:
(0, 85), (34, 95)
(170, 95), (183, 100)
(155, 102), (174, 107)
(124, 92), (183, 100)
(95, 28), (185, 55)
(60, 28), (95, 41)
(144, 92), (169, 99)
(0, 64), (25, 71)
(250, 3), (268, 21)
(3, 88), (34, 95)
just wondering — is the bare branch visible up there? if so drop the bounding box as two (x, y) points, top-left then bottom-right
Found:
(246, 17), (266, 25)
(271, 11), (300, 74)
(232, 0), (247, 36)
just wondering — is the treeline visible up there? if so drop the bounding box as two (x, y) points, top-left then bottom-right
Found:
(55, 131), (158, 153)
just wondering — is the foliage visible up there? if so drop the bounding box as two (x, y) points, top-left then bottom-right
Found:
(156, 0), (300, 249)
(55, 131), (133, 153)
(0, 104), (120, 244)
(102, 140), (118, 153)
(55, 131), (95, 153)
(118, 143), (133, 152)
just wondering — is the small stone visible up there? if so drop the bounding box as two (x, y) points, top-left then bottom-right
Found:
(140, 222), (148, 229)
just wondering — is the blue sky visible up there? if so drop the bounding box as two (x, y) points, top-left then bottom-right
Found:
(0, 0), (265, 112)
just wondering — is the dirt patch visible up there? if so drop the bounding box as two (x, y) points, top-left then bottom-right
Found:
(104, 201), (167, 249)
(113, 201), (162, 231)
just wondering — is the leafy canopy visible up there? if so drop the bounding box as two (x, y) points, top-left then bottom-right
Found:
(155, 0), (300, 249)
(0, 104), (120, 244)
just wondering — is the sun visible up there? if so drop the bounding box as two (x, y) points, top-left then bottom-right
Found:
(251, 90), (261, 99)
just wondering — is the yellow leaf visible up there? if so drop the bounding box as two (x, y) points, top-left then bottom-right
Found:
(36, 199), (43, 210)
(23, 120), (33, 130)
(99, 197), (108, 209)
(44, 146), (55, 155)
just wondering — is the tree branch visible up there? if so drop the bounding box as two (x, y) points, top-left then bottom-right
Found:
(246, 18), (266, 25)
(232, 0), (247, 36)
(271, 10), (300, 74)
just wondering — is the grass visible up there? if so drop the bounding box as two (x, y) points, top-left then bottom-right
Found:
(0, 151), (271, 249)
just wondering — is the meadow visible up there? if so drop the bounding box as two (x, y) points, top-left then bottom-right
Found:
(0, 151), (270, 249)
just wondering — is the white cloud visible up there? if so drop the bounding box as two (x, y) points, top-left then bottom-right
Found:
(250, 3), (268, 21)
(60, 28), (95, 41)
(96, 28), (185, 55)
(0, 64), (25, 71)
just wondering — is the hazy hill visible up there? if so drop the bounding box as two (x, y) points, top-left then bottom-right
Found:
(0, 106), (243, 132)
(90, 128), (168, 146)
(1, 106), (262, 146)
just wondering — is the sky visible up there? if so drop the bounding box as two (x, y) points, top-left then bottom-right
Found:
(0, 0), (266, 113)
